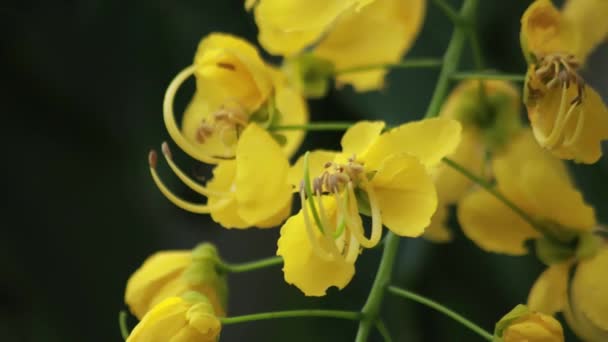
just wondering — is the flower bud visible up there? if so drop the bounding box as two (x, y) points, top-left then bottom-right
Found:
(125, 243), (227, 319)
(127, 291), (221, 342)
(494, 304), (564, 342)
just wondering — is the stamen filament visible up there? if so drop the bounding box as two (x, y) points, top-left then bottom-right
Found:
(149, 151), (233, 213)
(333, 191), (348, 239)
(364, 185), (383, 248)
(563, 106), (585, 147)
(161, 142), (229, 198)
(163, 65), (228, 164)
(346, 183), (378, 249)
(539, 85), (568, 148)
(299, 189), (334, 261)
(344, 229), (360, 264)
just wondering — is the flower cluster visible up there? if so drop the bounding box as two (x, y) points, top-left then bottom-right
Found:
(123, 0), (608, 341)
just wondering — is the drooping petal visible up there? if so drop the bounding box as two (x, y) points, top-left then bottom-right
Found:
(362, 118), (462, 170)
(570, 247), (608, 335)
(313, 0), (426, 91)
(340, 121), (385, 158)
(527, 263), (569, 315)
(563, 0), (608, 63)
(458, 189), (540, 255)
(253, 0), (371, 56)
(277, 198), (356, 296)
(235, 124), (292, 225)
(372, 154), (437, 238)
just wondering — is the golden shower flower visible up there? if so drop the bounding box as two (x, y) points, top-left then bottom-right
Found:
(125, 243), (227, 319)
(150, 123), (293, 229)
(127, 292), (221, 342)
(494, 304), (564, 342)
(164, 32), (308, 164)
(426, 80), (522, 242)
(278, 118), (461, 295)
(458, 130), (596, 255)
(250, 0), (426, 91)
(528, 245), (608, 342)
(521, 0), (608, 164)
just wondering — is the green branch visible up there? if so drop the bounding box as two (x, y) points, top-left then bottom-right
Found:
(387, 286), (493, 341)
(375, 320), (394, 342)
(451, 72), (526, 82)
(269, 122), (355, 132)
(216, 256), (282, 273)
(334, 58), (443, 75)
(220, 310), (362, 325)
(354, 233), (401, 342)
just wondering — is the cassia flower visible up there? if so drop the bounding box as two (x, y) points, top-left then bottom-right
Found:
(250, 0), (426, 91)
(125, 243), (227, 319)
(528, 244), (608, 341)
(494, 304), (564, 342)
(521, 0), (608, 163)
(149, 123), (293, 229)
(164, 33), (308, 164)
(278, 118), (461, 295)
(458, 130), (596, 255)
(127, 292), (221, 342)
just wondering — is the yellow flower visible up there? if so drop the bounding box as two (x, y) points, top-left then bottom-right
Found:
(278, 118), (461, 295)
(458, 130), (596, 255)
(150, 123), (293, 229)
(127, 292), (221, 342)
(125, 243), (227, 320)
(249, 0), (373, 56)
(164, 33), (308, 164)
(494, 304), (564, 342)
(313, 0), (426, 91)
(521, 0), (608, 163)
(528, 246), (608, 341)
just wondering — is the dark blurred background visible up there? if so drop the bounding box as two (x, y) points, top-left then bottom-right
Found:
(3, 0), (606, 341)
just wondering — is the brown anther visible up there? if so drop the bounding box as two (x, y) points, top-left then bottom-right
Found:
(196, 124), (214, 143)
(148, 150), (158, 168)
(313, 177), (324, 194)
(324, 161), (333, 169)
(161, 142), (172, 159)
(217, 62), (236, 71)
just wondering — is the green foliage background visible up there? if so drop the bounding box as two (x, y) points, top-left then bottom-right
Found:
(3, 0), (606, 341)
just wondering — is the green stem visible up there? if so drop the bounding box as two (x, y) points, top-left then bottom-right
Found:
(451, 72), (526, 82)
(216, 256), (282, 273)
(355, 233), (401, 342)
(269, 122), (355, 132)
(424, 0), (480, 118)
(334, 58), (443, 75)
(220, 310), (362, 325)
(375, 320), (393, 342)
(119, 310), (129, 340)
(387, 286), (493, 341)
(441, 157), (555, 240)
(432, 0), (465, 25)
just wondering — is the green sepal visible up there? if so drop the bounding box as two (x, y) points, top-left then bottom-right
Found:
(493, 304), (530, 340)
(535, 237), (575, 266)
(270, 133), (287, 146)
(283, 53), (335, 99)
(183, 243), (229, 312)
(575, 232), (601, 261)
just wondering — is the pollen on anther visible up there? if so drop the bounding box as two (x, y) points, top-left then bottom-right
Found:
(148, 150), (158, 168)
(161, 142), (173, 159)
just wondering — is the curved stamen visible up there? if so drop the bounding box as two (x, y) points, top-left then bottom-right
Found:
(537, 84), (568, 148)
(149, 151), (233, 213)
(563, 106), (585, 147)
(364, 184), (383, 248)
(160, 142), (230, 198)
(345, 182), (378, 249)
(299, 189), (334, 261)
(343, 229), (360, 264)
(163, 65), (229, 164)
(333, 191), (347, 239)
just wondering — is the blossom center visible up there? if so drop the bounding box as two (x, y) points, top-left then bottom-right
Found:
(196, 102), (249, 150)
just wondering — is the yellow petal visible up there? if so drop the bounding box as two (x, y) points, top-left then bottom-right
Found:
(433, 129), (485, 204)
(277, 198), (356, 296)
(193, 33), (273, 112)
(422, 202), (453, 243)
(235, 124), (292, 226)
(206, 161), (250, 229)
(274, 84), (309, 158)
(372, 154), (437, 237)
(125, 251), (191, 319)
(254, 0), (369, 56)
(563, 0), (608, 62)
(571, 247), (608, 334)
(503, 312), (565, 342)
(340, 121), (385, 158)
(313, 0), (426, 91)
(520, 0), (577, 61)
(458, 189), (540, 255)
(288, 150), (340, 190)
(362, 118), (462, 170)
(564, 304), (608, 342)
(527, 264), (569, 315)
